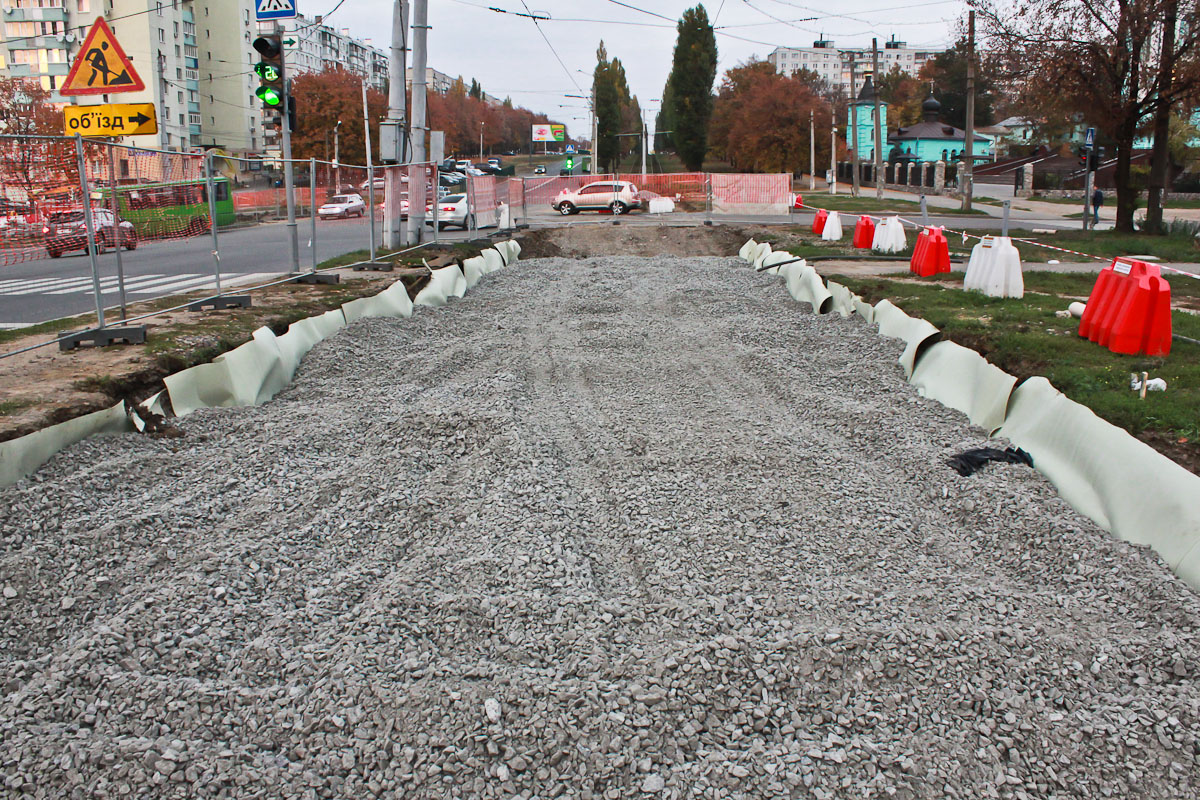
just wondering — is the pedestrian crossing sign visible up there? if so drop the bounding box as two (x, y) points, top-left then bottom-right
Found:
(255, 0), (297, 20)
(60, 18), (145, 96)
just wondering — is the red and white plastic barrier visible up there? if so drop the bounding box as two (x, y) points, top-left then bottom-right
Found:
(1078, 259), (1172, 356)
(852, 215), (875, 249)
(821, 210), (843, 241)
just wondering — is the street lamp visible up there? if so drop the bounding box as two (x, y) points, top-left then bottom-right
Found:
(333, 119), (343, 192)
(479, 122), (485, 162)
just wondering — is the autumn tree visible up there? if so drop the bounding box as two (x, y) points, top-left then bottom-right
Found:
(710, 60), (836, 173)
(915, 38), (996, 130)
(876, 65), (925, 129)
(663, 4), (718, 171)
(975, 0), (1200, 232)
(0, 78), (75, 205)
(290, 67), (387, 167)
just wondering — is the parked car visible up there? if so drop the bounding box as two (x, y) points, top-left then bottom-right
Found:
(552, 180), (641, 215)
(43, 208), (137, 258)
(487, 157), (501, 167)
(455, 159), (472, 171)
(318, 194), (366, 219)
(533, 164), (546, 175)
(475, 163), (502, 175)
(359, 177), (386, 191)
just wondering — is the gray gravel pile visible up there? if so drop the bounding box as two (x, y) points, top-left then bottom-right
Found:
(1, 255), (1198, 799)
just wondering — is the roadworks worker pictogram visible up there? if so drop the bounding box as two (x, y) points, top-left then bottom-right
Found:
(60, 18), (146, 96)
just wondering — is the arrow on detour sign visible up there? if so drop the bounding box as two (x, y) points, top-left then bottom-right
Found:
(63, 103), (158, 137)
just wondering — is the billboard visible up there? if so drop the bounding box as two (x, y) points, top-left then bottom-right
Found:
(532, 124), (566, 142)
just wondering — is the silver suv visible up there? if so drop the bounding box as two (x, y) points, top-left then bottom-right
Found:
(552, 180), (641, 215)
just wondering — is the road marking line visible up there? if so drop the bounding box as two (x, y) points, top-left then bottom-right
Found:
(3, 277), (103, 296)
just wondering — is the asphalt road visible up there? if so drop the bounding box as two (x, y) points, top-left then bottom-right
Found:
(0, 217), (475, 327)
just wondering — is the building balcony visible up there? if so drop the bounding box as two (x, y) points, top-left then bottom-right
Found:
(2, 7), (68, 22)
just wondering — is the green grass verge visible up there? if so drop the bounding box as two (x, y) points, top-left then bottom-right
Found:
(828, 271), (1200, 464)
(799, 193), (990, 216)
(1009, 230), (1200, 263)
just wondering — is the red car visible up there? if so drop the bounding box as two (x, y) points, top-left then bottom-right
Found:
(43, 208), (138, 258)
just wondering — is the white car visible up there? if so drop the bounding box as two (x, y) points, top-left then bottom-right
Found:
(359, 177), (386, 191)
(318, 193), (366, 219)
(425, 194), (474, 230)
(552, 180), (641, 215)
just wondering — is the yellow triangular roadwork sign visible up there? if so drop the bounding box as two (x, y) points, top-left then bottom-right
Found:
(60, 17), (146, 96)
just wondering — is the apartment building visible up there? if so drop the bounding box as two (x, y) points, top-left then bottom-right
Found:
(281, 14), (386, 90)
(767, 35), (941, 95)
(0, 0), (261, 154)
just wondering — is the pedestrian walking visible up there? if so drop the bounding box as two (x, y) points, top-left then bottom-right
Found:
(1092, 188), (1103, 226)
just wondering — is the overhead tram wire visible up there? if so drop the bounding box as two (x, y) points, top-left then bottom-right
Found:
(517, 0), (584, 94)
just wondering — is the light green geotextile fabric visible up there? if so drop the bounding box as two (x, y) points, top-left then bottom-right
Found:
(909, 340), (1018, 433)
(873, 299), (941, 378)
(998, 377), (1200, 587)
(0, 402), (131, 487)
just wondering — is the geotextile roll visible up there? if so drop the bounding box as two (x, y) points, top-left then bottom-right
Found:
(783, 262), (832, 314)
(826, 281), (857, 318)
(414, 265), (467, 307)
(342, 280), (414, 322)
(462, 256), (487, 288)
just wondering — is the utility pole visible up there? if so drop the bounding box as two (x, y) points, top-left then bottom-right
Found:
(872, 39), (884, 200)
(849, 53), (860, 197)
(406, 0), (428, 243)
(362, 80), (377, 264)
(333, 119), (342, 191)
(809, 109), (815, 191)
(641, 108), (647, 176)
(382, 0), (409, 248)
(590, 87), (598, 174)
(830, 125), (837, 194)
(962, 10), (976, 212)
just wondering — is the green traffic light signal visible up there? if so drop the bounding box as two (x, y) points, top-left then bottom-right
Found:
(256, 85), (283, 107)
(254, 62), (280, 82)
(565, 157), (574, 169)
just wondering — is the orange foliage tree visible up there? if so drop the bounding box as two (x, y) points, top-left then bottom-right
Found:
(709, 60), (836, 174)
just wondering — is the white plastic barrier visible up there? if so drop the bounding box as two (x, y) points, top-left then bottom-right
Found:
(964, 235), (1024, 298)
(0, 401), (131, 487)
(414, 264), (467, 307)
(872, 299), (941, 378)
(998, 378), (1200, 588)
(871, 216), (907, 254)
(821, 210), (843, 242)
(781, 262), (832, 314)
(909, 340), (1018, 432)
(648, 197), (676, 214)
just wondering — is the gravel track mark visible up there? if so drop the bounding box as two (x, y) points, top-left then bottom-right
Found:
(1, 255), (1198, 799)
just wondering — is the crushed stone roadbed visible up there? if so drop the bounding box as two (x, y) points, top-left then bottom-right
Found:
(2, 255), (1198, 799)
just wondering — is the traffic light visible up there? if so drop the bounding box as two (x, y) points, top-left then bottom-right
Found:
(252, 34), (284, 111)
(565, 156), (574, 171)
(1089, 146), (1104, 171)
(1078, 147), (1088, 168)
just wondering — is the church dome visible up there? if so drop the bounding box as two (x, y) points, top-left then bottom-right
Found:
(921, 95), (941, 119)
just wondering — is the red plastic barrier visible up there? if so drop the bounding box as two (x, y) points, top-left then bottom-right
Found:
(812, 208), (828, 235)
(1079, 259), (1172, 356)
(910, 226), (950, 276)
(792, 193), (804, 209)
(852, 215), (875, 249)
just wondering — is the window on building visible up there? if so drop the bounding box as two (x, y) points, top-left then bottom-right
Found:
(158, 28), (165, 43)
(174, 44), (180, 57)
(77, 0), (89, 11)
(177, 90), (183, 102)
(156, 1), (162, 15)
(174, 22), (179, 37)
(176, 67), (182, 78)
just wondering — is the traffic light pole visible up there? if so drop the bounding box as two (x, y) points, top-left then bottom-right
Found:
(277, 22), (300, 272)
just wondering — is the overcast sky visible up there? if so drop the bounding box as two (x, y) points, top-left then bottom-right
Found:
(331, 0), (966, 137)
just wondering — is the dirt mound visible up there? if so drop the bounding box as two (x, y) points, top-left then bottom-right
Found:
(517, 224), (748, 259)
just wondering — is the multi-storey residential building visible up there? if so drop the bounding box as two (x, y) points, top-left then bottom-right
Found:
(281, 15), (386, 90)
(0, 0), (261, 154)
(767, 35), (941, 95)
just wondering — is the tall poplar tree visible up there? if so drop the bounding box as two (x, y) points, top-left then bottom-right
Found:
(593, 42), (622, 173)
(664, 5), (718, 171)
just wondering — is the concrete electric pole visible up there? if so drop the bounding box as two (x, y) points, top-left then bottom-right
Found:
(383, 0), (409, 249)
(406, 0), (428, 243)
(849, 53), (860, 197)
(962, 10), (976, 213)
(872, 39), (884, 200)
